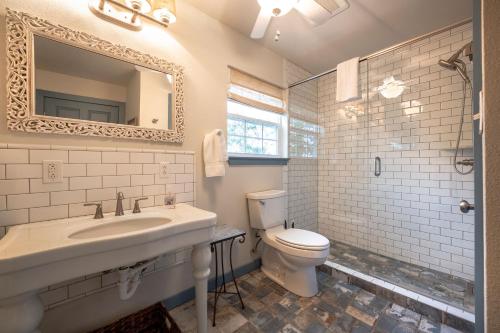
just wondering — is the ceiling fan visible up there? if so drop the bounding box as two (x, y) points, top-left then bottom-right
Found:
(251, 0), (349, 39)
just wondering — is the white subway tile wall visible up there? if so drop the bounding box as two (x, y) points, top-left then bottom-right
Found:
(286, 61), (319, 231)
(0, 144), (195, 308)
(317, 23), (474, 280)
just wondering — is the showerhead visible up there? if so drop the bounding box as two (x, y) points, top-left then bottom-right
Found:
(438, 59), (457, 70)
(438, 41), (473, 69)
(438, 42), (472, 84)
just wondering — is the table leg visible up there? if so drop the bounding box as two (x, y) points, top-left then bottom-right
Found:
(229, 238), (245, 309)
(192, 243), (211, 333)
(212, 243), (218, 326)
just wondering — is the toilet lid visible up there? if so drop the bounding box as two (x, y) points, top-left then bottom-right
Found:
(275, 229), (330, 250)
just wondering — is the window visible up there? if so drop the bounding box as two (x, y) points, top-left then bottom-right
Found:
(227, 67), (288, 161)
(227, 100), (286, 157)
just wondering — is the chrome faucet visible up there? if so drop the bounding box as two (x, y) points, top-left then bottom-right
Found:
(115, 192), (125, 216)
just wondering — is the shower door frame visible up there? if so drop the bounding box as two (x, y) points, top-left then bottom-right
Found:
(472, 0), (484, 331)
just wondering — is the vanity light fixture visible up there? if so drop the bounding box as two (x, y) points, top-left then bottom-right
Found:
(89, 0), (176, 31)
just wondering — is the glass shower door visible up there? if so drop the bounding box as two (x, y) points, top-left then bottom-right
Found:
(365, 31), (475, 282)
(315, 61), (371, 247)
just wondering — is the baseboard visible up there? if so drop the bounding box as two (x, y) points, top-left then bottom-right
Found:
(162, 259), (261, 310)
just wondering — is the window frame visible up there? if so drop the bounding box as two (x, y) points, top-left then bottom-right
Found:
(226, 99), (289, 163)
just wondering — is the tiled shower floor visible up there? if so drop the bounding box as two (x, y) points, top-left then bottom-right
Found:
(328, 242), (475, 314)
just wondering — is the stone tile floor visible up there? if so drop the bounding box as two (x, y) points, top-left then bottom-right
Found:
(328, 242), (474, 313)
(170, 269), (465, 332)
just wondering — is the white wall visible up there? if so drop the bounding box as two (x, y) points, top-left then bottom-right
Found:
(0, 0), (286, 331)
(35, 69), (128, 102)
(126, 70), (141, 124)
(138, 70), (171, 129)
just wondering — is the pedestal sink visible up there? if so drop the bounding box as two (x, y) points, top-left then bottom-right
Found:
(0, 204), (216, 333)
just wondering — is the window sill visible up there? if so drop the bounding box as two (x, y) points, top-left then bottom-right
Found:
(228, 156), (289, 165)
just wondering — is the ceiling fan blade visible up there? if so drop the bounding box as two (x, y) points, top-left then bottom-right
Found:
(251, 9), (272, 39)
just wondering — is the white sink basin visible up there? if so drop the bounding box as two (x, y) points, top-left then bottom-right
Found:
(69, 216), (172, 239)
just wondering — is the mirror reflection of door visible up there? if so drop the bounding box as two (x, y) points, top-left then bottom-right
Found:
(33, 35), (173, 129)
(36, 90), (125, 124)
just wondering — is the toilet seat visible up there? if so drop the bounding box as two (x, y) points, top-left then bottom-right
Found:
(275, 229), (330, 251)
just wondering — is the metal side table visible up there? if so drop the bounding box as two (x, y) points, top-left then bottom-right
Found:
(210, 225), (246, 326)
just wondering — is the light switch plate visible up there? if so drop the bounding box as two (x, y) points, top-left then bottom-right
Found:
(43, 160), (63, 183)
(159, 162), (169, 178)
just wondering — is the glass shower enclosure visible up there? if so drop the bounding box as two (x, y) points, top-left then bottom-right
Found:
(286, 20), (475, 317)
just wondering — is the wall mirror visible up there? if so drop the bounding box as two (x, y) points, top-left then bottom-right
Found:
(7, 9), (185, 142)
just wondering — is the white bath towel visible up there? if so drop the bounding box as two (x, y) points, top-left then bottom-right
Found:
(336, 57), (360, 102)
(203, 129), (228, 177)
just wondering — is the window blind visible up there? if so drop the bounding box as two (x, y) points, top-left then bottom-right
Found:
(228, 67), (287, 114)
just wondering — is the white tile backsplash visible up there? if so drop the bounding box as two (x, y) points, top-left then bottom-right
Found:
(6, 164), (43, 179)
(0, 149), (29, 164)
(0, 179), (30, 195)
(30, 149), (68, 163)
(0, 145), (195, 225)
(70, 176), (102, 190)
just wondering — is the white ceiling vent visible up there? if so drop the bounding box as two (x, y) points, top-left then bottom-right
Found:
(295, 0), (349, 26)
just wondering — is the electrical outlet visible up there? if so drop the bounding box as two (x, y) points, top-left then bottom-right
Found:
(43, 160), (63, 183)
(159, 162), (169, 178)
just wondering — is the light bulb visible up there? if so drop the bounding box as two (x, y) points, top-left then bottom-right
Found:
(125, 0), (152, 13)
(151, 0), (176, 24)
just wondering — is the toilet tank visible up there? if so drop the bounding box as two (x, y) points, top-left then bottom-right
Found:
(246, 190), (286, 229)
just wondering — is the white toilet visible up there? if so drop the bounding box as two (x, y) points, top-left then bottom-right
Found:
(246, 190), (330, 297)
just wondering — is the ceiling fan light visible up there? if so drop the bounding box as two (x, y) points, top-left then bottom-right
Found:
(124, 0), (152, 13)
(152, 0), (176, 23)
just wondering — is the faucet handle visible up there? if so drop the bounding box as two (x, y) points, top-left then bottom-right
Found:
(117, 191), (125, 199)
(133, 197), (148, 213)
(84, 202), (104, 219)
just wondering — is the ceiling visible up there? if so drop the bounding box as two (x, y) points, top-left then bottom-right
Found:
(35, 35), (137, 86)
(184, 0), (473, 75)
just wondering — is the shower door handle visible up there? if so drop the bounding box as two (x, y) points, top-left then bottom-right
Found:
(374, 157), (381, 177)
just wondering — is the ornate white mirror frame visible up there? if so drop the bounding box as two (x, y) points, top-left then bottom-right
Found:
(6, 9), (185, 143)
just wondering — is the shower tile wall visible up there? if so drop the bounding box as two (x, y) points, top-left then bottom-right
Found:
(286, 61), (319, 231)
(318, 23), (474, 280)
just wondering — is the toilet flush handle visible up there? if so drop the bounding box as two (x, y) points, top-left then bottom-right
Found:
(259, 200), (266, 205)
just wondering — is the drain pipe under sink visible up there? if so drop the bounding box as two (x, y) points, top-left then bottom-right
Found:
(118, 257), (159, 300)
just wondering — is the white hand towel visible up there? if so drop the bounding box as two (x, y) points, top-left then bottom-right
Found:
(336, 57), (360, 102)
(203, 129), (228, 177)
